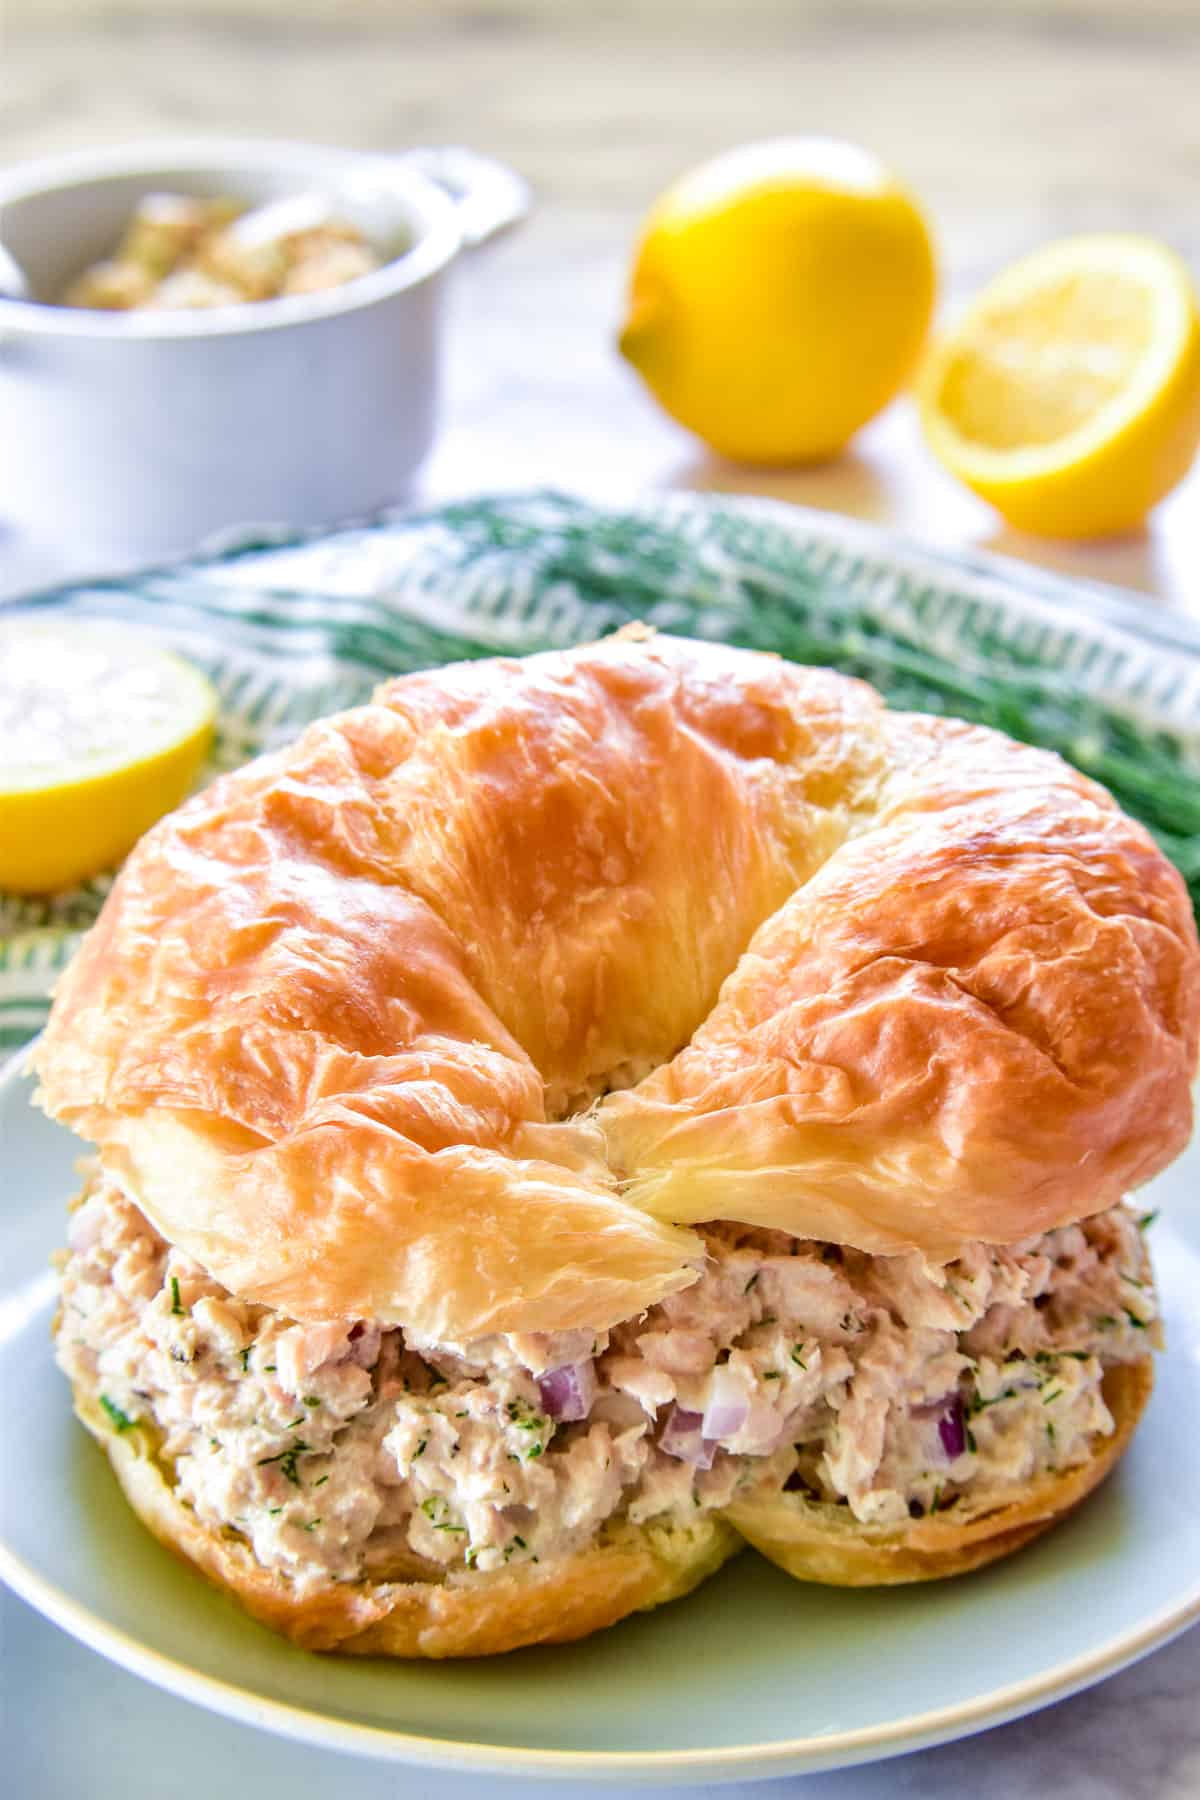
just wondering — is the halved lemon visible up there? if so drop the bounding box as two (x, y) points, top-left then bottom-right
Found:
(920, 235), (1200, 538)
(0, 618), (216, 894)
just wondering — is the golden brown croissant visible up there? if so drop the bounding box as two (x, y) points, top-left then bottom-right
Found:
(39, 629), (1198, 1654)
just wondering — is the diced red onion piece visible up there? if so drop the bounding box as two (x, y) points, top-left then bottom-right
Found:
(701, 1364), (751, 1442)
(937, 1397), (967, 1461)
(537, 1359), (597, 1422)
(659, 1405), (716, 1469)
(702, 1399), (750, 1440)
(912, 1392), (968, 1462)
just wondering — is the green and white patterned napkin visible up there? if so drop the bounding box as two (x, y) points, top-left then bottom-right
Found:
(4, 489), (1199, 1055)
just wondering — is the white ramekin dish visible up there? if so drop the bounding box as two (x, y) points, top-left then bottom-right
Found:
(0, 139), (526, 565)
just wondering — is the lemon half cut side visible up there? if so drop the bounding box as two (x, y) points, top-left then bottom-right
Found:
(920, 234), (1200, 539)
(0, 618), (217, 894)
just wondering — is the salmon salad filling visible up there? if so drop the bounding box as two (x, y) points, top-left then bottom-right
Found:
(56, 1173), (1160, 1597)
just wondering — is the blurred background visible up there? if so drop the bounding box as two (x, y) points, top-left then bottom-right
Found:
(4, 0), (1199, 600)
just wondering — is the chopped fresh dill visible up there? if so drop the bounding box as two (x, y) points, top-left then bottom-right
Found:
(419, 1495), (465, 1531)
(505, 1398), (547, 1452)
(313, 1474), (329, 1488)
(763, 1371), (782, 1381)
(170, 1276), (184, 1317)
(1124, 1309), (1148, 1330)
(240, 1347), (251, 1373)
(1138, 1210), (1160, 1232)
(1041, 1387), (1064, 1405)
(790, 1345), (808, 1370)
(303, 1396), (321, 1408)
(257, 1439), (310, 1486)
(968, 1387), (1018, 1414)
(414, 1438), (427, 1459)
(100, 1395), (134, 1433)
(744, 1273), (759, 1293)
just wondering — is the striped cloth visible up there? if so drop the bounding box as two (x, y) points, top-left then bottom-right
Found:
(4, 489), (1199, 1055)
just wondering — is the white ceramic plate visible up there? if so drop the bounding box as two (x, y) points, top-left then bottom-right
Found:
(2, 1048), (1199, 1786)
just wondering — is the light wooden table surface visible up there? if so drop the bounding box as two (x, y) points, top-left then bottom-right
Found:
(3, 1), (1200, 615)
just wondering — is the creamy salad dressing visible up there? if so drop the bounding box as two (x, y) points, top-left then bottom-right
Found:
(56, 1176), (1158, 1595)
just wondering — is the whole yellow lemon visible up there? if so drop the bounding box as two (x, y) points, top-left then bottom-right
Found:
(618, 137), (937, 465)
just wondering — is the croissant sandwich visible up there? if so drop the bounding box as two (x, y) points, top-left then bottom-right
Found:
(37, 628), (1200, 1657)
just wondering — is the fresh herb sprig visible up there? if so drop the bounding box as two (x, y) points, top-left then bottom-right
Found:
(100, 1395), (134, 1433)
(257, 1438), (310, 1487)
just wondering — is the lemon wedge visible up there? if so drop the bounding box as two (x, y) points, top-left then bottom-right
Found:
(618, 137), (937, 464)
(920, 234), (1200, 538)
(0, 618), (216, 894)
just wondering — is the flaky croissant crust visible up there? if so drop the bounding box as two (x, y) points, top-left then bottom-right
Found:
(34, 630), (1200, 1338)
